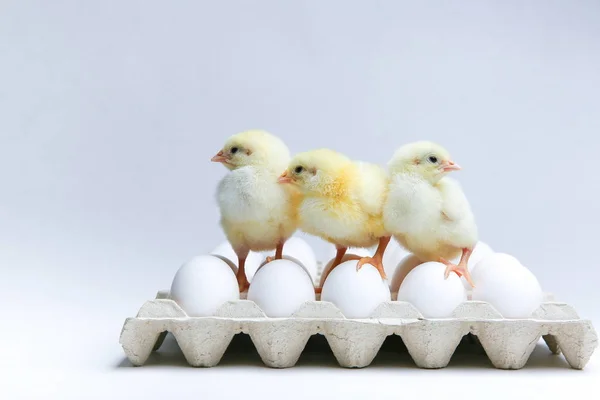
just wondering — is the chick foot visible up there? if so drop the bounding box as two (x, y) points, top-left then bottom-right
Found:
(440, 257), (475, 288)
(356, 256), (387, 280)
(237, 274), (250, 292)
(355, 236), (390, 280)
(265, 241), (285, 263)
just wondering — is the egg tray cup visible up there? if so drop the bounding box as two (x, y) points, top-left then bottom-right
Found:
(119, 287), (597, 370)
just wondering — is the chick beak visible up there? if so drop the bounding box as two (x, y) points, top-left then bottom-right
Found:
(211, 150), (228, 163)
(278, 171), (293, 184)
(441, 160), (461, 172)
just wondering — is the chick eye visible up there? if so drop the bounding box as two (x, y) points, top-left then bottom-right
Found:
(231, 147), (239, 154)
(428, 155), (438, 163)
(294, 166), (304, 174)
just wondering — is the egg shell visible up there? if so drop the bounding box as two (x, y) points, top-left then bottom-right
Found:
(468, 241), (494, 272)
(261, 236), (318, 282)
(390, 242), (494, 293)
(247, 259), (315, 317)
(169, 255), (240, 317)
(320, 260), (391, 318)
(255, 254), (312, 278)
(397, 261), (467, 318)
(471, 253), (543, 319)
(210, 241), (264, 281)
(382, 240), (410, 281)
(319, 252), (374, 287)
(390, 254), (424, 293)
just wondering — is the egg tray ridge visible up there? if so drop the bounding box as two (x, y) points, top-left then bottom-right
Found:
(119, 289), (597, 370)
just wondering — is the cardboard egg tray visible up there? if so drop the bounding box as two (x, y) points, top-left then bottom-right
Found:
(120, 278), (598, 370)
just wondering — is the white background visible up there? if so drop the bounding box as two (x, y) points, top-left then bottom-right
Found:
(1, 1), (599, 399)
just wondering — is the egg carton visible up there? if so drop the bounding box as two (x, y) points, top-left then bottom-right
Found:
(119, 287), (597, 370)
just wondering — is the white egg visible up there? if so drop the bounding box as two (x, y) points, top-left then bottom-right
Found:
(319, 251), (375, 288)
(254, 254), (313, 280)
(247, 259), (315, 317)
(397, 262), (467, 318)
(169, 255), (240, 317)
(471, 253), (543, 318)
(390, 254), (424, 293)
(382, 240), (410, 281)
(261, 236), (318, 282)
(390, 242), (494, 294)
(210, 241), (264, 281)
(321, 260), (391, 318)
(468, 241), (494, 272)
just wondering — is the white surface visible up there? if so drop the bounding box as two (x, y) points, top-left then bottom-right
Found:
(169, 255), (239, 316)
(472, 253), (544, 318)
(4, 332), (599, 400)
(397, 261), (468, 318)
(247, 259), (315, 317)
(2, 1), (600, 399)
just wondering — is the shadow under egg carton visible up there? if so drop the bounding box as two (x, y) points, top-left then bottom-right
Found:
(119, 290), (597, 370)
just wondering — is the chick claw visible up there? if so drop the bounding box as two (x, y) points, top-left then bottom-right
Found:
(356, 257), (387, 280)
(264, 242), (285, 264)
(265, 254), (284, 264)
(440, 258), (475, 288)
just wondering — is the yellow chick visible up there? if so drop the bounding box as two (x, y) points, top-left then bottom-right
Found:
(211, 129), (301, 291)
(383, 141), (478, 287)
(278, 148), (391, 291)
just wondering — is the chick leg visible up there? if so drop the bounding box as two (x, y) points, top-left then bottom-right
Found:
(235, 249), (251, 292)
(275, 241), (284, 259)
(440, 247), (475, 287)
(315, 246), (361, 294)
(356, 236), (390, 280)
(265, 241), (285, 263)
(331, 246), (348, 268)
